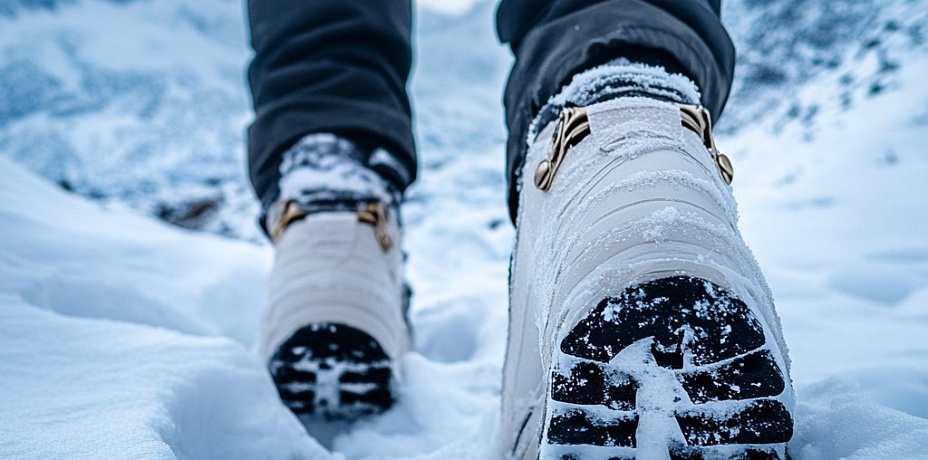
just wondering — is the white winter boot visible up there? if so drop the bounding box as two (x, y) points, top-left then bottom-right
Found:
(257, 134), (410, 419)
(502, 96), (794, 459)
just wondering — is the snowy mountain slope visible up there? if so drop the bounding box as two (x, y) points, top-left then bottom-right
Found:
(731, 50), (928, 421)
(0, 0), (924, 239)
(721, 0), (928, 136)
(0, 0), (257, 238)
(2, 0), (928, 459)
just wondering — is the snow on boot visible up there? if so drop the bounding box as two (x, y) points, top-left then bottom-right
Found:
(502, 68), (794, 459)
(257, 134), (409, 419)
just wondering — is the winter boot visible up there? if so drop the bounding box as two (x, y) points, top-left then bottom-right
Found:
(257, 134), (410, 419)
(502, 65), (794, 459)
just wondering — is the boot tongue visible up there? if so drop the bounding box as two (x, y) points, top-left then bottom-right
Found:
(529, 59), (701, 145)
(265, 132), (403, 237)
(277, 133), (399, 208)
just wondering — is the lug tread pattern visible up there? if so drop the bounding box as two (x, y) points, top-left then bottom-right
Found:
(670, 446), (783, 460)
(552, 359), (638, 411)
(678, 349), (785, 404)
(269, 323), (394, 419)
(542, 276), (792, 459)
(676, 399), (793, 446)
(547, 408), (638, 447)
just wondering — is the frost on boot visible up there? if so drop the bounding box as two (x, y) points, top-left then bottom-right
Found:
(266, 133), (401, 235)
(527, 58), (702, 149)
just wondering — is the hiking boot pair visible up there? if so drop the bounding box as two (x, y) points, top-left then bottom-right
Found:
(257, 96), (794, 458)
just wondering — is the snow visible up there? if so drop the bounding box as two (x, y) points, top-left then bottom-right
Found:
(277, 134), (396, 209)
(0, 158), (328, 459)
(2, 0), (928, 459)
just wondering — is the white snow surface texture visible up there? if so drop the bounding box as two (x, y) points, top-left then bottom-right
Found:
(2, 0), (928, 459)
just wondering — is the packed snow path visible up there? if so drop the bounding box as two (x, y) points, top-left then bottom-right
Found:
(2, 1), (928, 459)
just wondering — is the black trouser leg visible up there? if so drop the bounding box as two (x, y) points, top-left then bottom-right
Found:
(246, 0), (734, 225)
(246, 0), (416, 214)
(496, 0), (736, 222)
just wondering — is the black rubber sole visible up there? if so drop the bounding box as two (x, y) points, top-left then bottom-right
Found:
(541, 276), (792, 459)
(269, 323), (395, 419)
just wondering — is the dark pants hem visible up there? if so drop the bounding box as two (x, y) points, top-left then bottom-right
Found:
(246, 0), (735, 227)
(498, 0), (735, 222)
(247, 0), (416, 220)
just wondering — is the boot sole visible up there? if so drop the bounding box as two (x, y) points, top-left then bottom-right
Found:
(540, 276), (792, 459)
(269, 323), (395, 419)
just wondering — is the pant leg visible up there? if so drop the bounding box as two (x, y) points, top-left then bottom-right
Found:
(496, 0), (736, 222)
(247, 0), (416, 214)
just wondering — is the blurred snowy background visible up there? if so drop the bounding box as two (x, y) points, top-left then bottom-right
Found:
(1, 0), (928, 458)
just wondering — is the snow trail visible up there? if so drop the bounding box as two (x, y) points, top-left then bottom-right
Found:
(2, 0), (928, 458)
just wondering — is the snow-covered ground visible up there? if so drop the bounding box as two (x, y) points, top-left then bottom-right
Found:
(2, 0), (928, 458)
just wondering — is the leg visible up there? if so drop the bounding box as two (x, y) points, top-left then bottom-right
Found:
(497, 1), (795, 458)
(247, 0), (416, 216)
(246, 0), (415, 420)
(498, 0), (734, 223)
